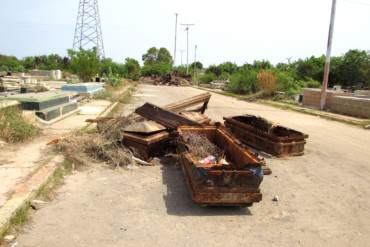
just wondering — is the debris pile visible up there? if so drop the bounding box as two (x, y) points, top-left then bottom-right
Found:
(181, 132), (223, 160)
(140, 72), (192, 87)
(53, 91), (308, 207)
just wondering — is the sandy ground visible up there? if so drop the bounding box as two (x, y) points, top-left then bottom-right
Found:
(12, 85), (370, 247)
(0, 100), (111, 208)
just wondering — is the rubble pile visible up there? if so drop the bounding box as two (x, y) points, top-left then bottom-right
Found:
(54, 91), (308, 207)
(140, 72), (192, 87)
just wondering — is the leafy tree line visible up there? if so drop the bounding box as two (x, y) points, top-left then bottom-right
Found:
(199, 49), (370, 96)
(1, 48), (369, 93)
(0, 46), (174, 82)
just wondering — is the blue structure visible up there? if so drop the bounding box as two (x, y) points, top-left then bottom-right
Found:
(61, 83), (104, 95)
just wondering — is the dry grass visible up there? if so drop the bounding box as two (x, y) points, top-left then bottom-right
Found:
(56, 115), (137, 168)
(257, 70), (277, 95)
(181, 132), (223, 160)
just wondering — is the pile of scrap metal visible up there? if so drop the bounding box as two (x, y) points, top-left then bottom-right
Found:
(122, 93), (211, 160)
(92, 93), (308, 207)
(119, 93), (269, 207)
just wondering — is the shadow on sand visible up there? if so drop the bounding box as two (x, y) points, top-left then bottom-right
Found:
(160, 156), (252, 217)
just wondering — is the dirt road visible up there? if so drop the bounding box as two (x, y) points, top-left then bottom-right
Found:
(13, 85), (370, 247)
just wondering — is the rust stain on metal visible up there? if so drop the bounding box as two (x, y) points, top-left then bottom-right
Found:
(177, 125), (264, 206)
(135, 103), (202, 129)
(179, 112), (211, 125)
(224, 115), (308, 157)
(122, 131), (174, 161)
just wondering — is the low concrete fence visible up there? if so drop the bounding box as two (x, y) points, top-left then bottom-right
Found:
(302, 88), (351, 109)
(331, 96), (370, 119)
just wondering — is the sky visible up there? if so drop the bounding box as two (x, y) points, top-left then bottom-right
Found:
(0, 0), (369, 66)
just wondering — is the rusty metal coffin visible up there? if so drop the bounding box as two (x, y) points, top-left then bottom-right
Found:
(177, 125), (264, 206)
(122, 131), (174, 161)
(224, 115), (308, 157)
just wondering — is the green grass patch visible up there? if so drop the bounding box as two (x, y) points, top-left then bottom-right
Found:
(0, 106), (39, 143)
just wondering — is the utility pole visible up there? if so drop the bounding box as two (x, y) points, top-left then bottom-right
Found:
(193, 45), (198, 76)
(173, 13), (178, 65)
(181, 23), (195, 75)
(180, 49), (185, 66)
(320, 0), (337, 110)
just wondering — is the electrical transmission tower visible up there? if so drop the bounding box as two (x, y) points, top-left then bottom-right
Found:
(73, 0), (105, 57)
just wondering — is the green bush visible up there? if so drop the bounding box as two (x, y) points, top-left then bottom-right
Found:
(0, 106), (39, 143)
(105, 73), (122, 87)
(68, 48), (100, 82)
(123, 58), (140, 80)
(304, 79), (321, 88)
(141, 63), (172, 77)
(199, 73), (217, 84)
(227, 69), (258, 94)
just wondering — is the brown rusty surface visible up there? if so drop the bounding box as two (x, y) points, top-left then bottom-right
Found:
(179, 112), (211, 125)
(123, 121), (167, 134)
(122, 131), (174, 161)
(177, 125), (264, 206)
(163, 92), (211, 113)
(224, 115), (308, 157)
(135, 103), (202, 129)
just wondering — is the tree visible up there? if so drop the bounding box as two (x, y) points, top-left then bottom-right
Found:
(335, 50), (370, 87)
(227, 68), (258, 94)
(206, 65), (222, 77)
(191, 61), (203, 70)
(294, 56), (324, 81)
(0, 54), (24, 72)
(123, 58), (140, 80)
(157, 48), (173, 64)
(252, 60), (273, 70)
(100, 58), (125, 77)
(142, 47), (159, 65)
(141, 47), (173, 76)
(218, 62), (238, 74)
(68, 48), (100, 82)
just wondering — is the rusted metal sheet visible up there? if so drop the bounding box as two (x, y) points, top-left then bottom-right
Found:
(224, 115), (308, 157)
(135, 103), (201, 129)
(123, 121), (167, 134)
(87, 93), (212, 124)
(177, 125), (264, 206)
(133, 92), (211, 121)
(164, 92), (211, 114)
(122, 131), (174, 161)
(179, 112), (211, 125)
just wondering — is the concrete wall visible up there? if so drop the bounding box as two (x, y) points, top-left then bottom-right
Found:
(331, 96), (370, 119)
(303, 88), (351, 109)
(354, 90), (370, 98)
(30, 70), (62, 80)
